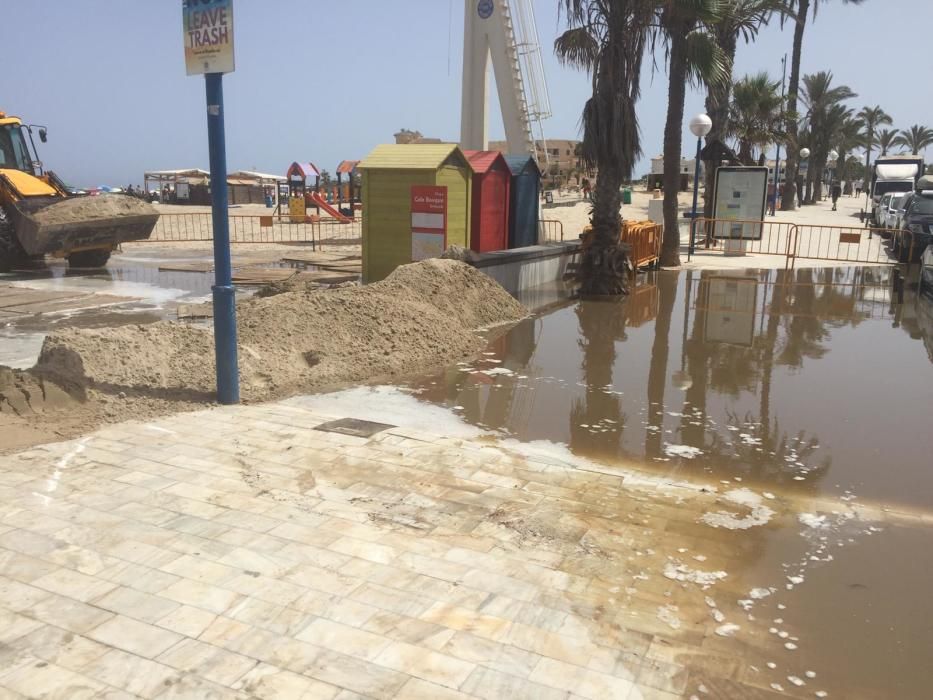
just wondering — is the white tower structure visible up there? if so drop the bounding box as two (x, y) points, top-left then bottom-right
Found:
(460, 0), (551, 160)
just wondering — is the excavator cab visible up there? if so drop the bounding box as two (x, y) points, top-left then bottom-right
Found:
(0, 110), (158, 272)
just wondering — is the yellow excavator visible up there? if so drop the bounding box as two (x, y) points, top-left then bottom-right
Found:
(0, 109), (159, 272)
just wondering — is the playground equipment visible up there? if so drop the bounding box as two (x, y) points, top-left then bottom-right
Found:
(336, 160), (361, 216)
(308, 190), (351, 223)
(461, 0), (551, 163)
(285, 162), (320, 222)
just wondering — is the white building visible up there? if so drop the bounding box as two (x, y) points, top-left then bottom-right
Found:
(650, 155), (702, 177)
(765, 159), (788, 180)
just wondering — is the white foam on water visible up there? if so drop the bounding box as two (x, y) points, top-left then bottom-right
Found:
(799, 513), (829, 529)
(291, 386), (484, 439)
(10, 277), (191, 308)
(663, 443), (703, 459)
(663, 562), (728, 587)
(481, 367), (514, 376)
(750, 587), (773, 600)
(715, 623), (740, 637)
(788, 676), (805, 687)
(657, 604), (681, 630)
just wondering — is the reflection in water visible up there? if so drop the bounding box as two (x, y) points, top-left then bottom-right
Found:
(408, 265), (933, 506)
(407, 265), (933, 700)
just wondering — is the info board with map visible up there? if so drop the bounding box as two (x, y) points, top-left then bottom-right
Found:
(711, 166), (769, 241)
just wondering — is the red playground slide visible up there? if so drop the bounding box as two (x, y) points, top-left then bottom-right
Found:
(308, 191), (352, 223)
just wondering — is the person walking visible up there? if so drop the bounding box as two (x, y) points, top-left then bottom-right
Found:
(831, 182), (842, 211)
(855, 179), (863, 197)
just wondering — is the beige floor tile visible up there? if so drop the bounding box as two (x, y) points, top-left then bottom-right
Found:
(0, 609), (44, 645)
(93, 585), (181, 624)
(304, 650), (409, 699)
(155, 604), (218, 638)
(157, 638), (258, 687)
(297, 617), (392, 662)
(0, 577), (51, 613)
(234, 663), (340, 699)
(82, 648), (181, 697)
(10, 625), (111, 674)
(0, 660), (113, 699)
(26, 592), (115, 634)
(395, 677), (478, 699)
(87, 615), (184, 658)
(329, 536), (399, 565)
(460, 666), (569, 700)
(159, 578), (241, 615)
(374, 640), (475, 690)
(198, 616), (282, 663)
(529, 657), (639, 700)
(0, 548), (61, 582)
(420, 602), (512, 642)
(152, 673), (254, 699)
(439, 631), (542, 678)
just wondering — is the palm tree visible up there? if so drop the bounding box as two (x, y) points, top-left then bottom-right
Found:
(877, 128), (898, 156)
(555, 1), (656, 296)
(729, 72), (784, 164)
(858, 105), (893, 186)
(893, 124), (933, 155)
(800, 71), (856, 201)
(781, 0), (865, 211)
(658, 1), (729, 267)
(702, 0), (785, 218)
(834, 116), (865, 192)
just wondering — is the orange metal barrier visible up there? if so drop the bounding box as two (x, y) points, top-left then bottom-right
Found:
(620, 220), (662, 269)
(147, 213), (361, 250)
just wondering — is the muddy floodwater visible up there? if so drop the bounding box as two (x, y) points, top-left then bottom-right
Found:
(407, 266), (933, 699)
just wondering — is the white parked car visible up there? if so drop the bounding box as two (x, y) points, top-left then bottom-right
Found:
(876, 192), (895, 228)
(885, 193), (911, 231)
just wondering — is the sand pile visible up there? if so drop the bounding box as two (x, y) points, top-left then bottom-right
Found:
(25, 194), (158, 227)
(3, 260), (525, 450)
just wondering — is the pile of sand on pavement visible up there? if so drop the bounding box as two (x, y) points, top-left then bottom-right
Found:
(1, 260), (526, 450)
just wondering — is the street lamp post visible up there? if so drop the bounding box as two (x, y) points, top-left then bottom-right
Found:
(688, 114), (712, 260)
(828, 149), (839, 208)
(799, 147), (811, 206)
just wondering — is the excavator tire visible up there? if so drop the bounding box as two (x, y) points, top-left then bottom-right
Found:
(67, 248), (111, 269)
(0, 206), (30, 273)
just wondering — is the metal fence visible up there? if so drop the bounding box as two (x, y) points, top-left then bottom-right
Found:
(147, 213), (361, 249)
(620, 221), (662, 269)
(538, 219), (564, 242)
(692, 217), (923, 268)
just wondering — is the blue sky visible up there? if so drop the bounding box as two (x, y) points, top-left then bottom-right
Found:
(2, 0), (931, 188)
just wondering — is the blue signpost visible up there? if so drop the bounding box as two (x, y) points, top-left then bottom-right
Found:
(184, 0), (239, 404)
(205, 74), (239, 404)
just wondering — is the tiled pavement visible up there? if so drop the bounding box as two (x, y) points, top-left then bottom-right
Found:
(0, 395), (876, 699)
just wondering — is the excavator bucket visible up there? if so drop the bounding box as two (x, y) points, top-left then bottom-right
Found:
(8, 194), (158, 256)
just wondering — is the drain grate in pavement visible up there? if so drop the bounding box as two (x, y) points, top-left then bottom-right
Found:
(314, 418), (396, 438)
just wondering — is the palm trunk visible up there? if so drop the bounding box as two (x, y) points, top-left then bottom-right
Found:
(661, 27), (690, 267)
(703, 36), (737, 220)
(781, 1), (809, 212)
(645, 271), (678, 458)
(577, 163), (628, 296)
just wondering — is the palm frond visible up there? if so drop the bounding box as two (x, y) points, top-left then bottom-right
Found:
(554, 27), (600, 70)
